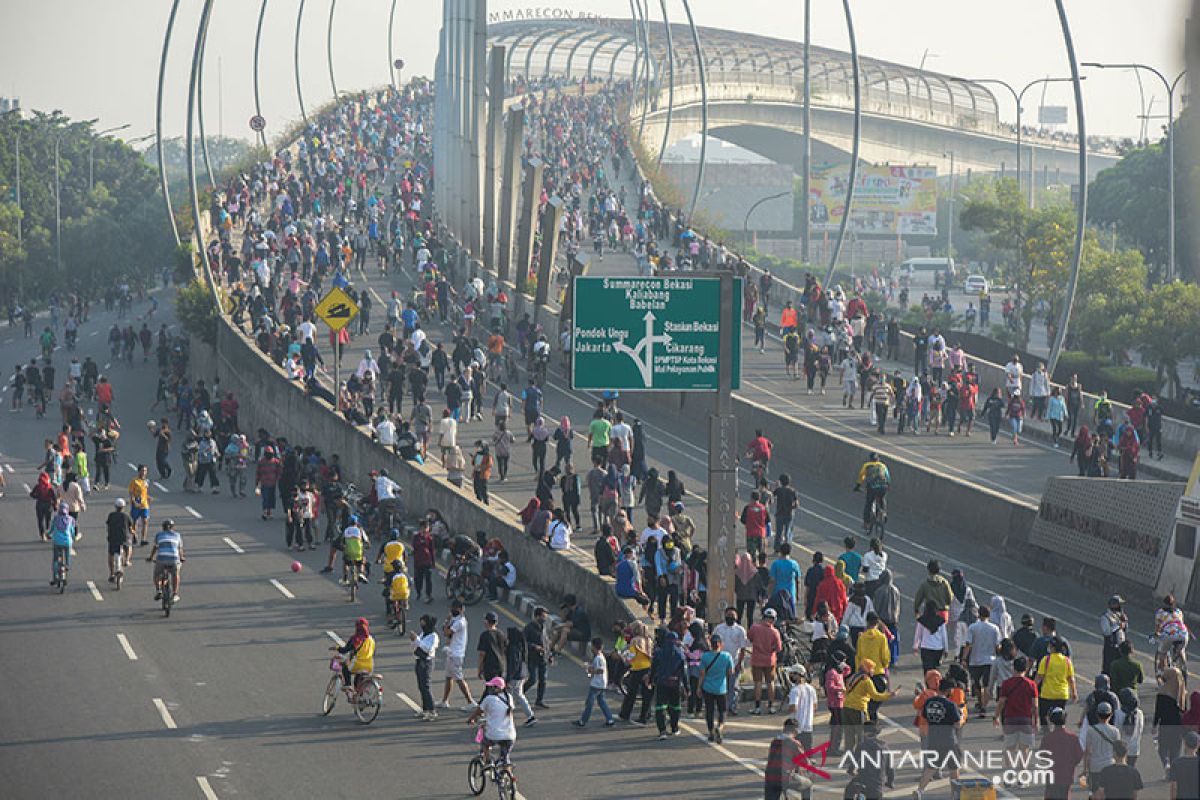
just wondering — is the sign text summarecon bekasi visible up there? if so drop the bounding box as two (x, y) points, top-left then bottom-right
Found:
(571, 276), (741, 391)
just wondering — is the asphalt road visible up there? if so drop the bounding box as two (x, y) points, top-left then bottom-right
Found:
(0, 260), (1181, 798)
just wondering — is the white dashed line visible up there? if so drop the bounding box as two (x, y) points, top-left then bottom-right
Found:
(104, 363), (111, 370)
(395, 692), (422, 712)
(127, 462), (137, 470)
(325, 630), (344, 646)
(89, 330), (99, 337)
(153, 481), (169, 492)
(116, 633), (138, 660)
(86, 580), (104, 601)
(22, 482), (31, 493)
(222, 537), (244, 554)
(152, 697), (177, 729)
(184, 506), (202, 519)
(196, 777), (219, 800)
(269, 579), (295, 599)
(4, 463), (13, 472)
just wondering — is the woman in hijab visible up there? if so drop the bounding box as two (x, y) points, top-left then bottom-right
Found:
(913, 600), (948, 671)
(529, 417), (550, 477)
(552, 416), (573, 470)
(31, 470), (58, 540)
(1116, 687), (1143, 767)
(665, 470), (686, 506)
(949, 569), (976, 654)
(872, 569), (901, 666)
(1069, 425), (1092, 477)
(516, 496), (540, 527)
(809, 600), (838, 670)
(735, 549), (759, 625)
(842, 583), (875, 646)
(332, 617), (375, 692)
(616, 464), (636, 520)
(814, 565), (848, 623)
(1117, 424), (1140, 479)
(834, 560), (853, 593)
(1154, 666), (1186, 770)
(990, 595), (1014, 639)
(683, 620), (710, 717)
(535, 466), (558, 509)
(912, 668), (943, 745)
(638, 467), (666, 520)
(630, 419), (648, 480)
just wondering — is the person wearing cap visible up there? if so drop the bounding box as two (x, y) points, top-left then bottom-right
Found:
(1099, 595), (1129, 676)
(764, 718), (811, 800)
(477, 611), (507, 682)
(1170, 730), (1200, 800)
(466, 676), (517, 766)
(650, 630), (688, 740)
(1038, 705), (1083, 799)
(783, 664), (817, 750)
(105, 497), (134, 583)
(574, 637), (616, 728)
(698, 634), (736, 743)
(147, 518), (184, 603)
(1012, 613), (1037, 659)
(748, 608), (783, 715)
(1084, 701), (1121, 789)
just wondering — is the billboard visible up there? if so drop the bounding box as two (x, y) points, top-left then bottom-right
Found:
(808, 164), (937, 236)
(1038, 105), (1068, 125)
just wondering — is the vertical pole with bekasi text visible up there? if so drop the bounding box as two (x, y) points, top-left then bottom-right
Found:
(707, 271), (737, 622)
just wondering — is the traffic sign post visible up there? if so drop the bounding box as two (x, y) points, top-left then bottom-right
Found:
(249, 114), (266, 133)
(570, 273), (741, 621)
(314, 287), (359, 401)
(570, 276), (740, 391)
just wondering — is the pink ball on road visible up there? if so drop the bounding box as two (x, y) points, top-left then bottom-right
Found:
(291, 561), (302, 573)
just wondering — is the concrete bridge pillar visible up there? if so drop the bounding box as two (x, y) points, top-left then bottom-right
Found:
(496, 107), (525, 284)
(514, 157), (544, 295)
(483, 44), (506, 270)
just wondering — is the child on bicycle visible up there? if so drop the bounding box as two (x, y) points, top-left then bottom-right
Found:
(466, 677), (517, 766)
(384, 561), (410, 629)
(341, 516), (370, 585)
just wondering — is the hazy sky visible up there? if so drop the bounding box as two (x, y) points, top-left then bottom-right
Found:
(0, 0), (1188, 146)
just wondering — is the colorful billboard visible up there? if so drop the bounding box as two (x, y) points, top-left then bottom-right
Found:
(808, 164), (938, 236)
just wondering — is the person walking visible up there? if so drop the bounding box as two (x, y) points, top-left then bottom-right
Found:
(618, 621), (654, 725)
(574, 637), (616, 728)
(408, 615), (439, 720)
(698, 635), (736, 743)
(650, 630), (687, 740)
(504, 626), (536, 727)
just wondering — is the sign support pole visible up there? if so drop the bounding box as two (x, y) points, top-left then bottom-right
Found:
(707, 271), (737, 622)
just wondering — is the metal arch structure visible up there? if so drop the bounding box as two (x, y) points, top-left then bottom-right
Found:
(655, 0), (674, 168)
(156, 0), (183, 246)
(636, 0), (654, 142)
(542, 28), (580, 78)
(327, 0), (339, 99)
(388, 0), (399, 89)
(680, 0), (706, 224)
(197, 16), (216, 189)
(253, 0), (269, 149)
(523, 28), (562, 80)
(295, 0), (308, 124)
(487, 19), (1002, 131)
(188, 0), (219, 298)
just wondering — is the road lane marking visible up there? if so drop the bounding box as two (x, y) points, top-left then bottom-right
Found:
(326, 630), (344, 645)
(127, 462), (137, 470)
(184, 506), (202, 518)
(86, 580), (104, 601)
(116, 633), (138, 660)
(222, 537), (245, 554)
(89, 330), (99, 337)
(269, 579), (295, 599)
(196, 777), (219, 800)
(4, 463), (13, 472)
(153, 481), (169, 492)
(395, 692), (422, 712)
(153, 697), (178, 729)
(104, 362), (111, 369)
(22, 482), (31, 493)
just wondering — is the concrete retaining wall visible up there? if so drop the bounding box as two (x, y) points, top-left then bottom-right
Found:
(192, 319), (638, 633)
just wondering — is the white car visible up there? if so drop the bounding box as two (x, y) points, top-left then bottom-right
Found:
(964, 275), (989, 295)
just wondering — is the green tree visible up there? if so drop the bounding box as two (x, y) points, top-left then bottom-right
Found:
(1112, 281), (1200, 398)
(1068, 244), (1148, 357)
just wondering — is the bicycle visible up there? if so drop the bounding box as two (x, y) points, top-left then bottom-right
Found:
(148, 559), (179, 617)
(386, 597), (408, 635)
(321, 654), (384, 724)
(468, 737), (518, 799)
(866, 493), (887, 538)
(1150, 633), (1189, 682)
(445, 558), (486, 606)
(51, 546), (69, 594)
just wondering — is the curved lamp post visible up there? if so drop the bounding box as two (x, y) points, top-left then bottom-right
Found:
(327, 0), (339, 99)
(743, 189), (793, 241)
(1047, 0), (1087, 376)
(655, 0), (674, 168)
(253, 0), (269, 150)
(637, 0), (653, 144)
(295, 0), (309, 124)
(188, 0), (219, 298)
(156, 0), (183, 246)
(388, 0), (400, 89)
(824, 0), (860, 286)
(680, 0), (706, 224)
(197, 15), (216, 188)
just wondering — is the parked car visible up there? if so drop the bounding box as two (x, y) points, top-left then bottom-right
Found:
(963, 274), (989, 295)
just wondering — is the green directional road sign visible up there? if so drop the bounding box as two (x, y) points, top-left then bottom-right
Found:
(571, 276), (741, 391)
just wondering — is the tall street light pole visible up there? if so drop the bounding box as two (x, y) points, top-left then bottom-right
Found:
(800, 0), (811, 263)
(655, 0), (674, 168)
(388, 0), (400, 90)
(824, 0), (860, 287)
(680, 0), (707, 224)
(295, 0), (309, 125)
(54, 135), (61, 275)
(189, 0), (219, 298)
(327, 0), (339, 99)
(951, 75), (1083, 198)
(943, 150), (955, 260)
(1048, 0), (1087, 378)
(253, 0), (269, 150)
(89, 123), (130, 192)
(1083, 62), (1186, 281)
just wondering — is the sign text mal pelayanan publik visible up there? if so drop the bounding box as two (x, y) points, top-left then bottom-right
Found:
(571, 276), (741, 392)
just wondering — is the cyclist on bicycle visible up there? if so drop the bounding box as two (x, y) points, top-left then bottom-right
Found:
(531, 335), (551, 379)
(449, 532), (482, 574)
(1154, 594), (1190, 673)
(854, 452), (891, 530)
(384, 561), (410, 628)
(329, 617), (376, 695)
(376, 527), (407, 576)
(466, 676), (517, 766)
(48, 502), (78, 586)
(147, 519), (185, 603)
(341, 516), (370, 585)
(745, 429), (773, 477)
